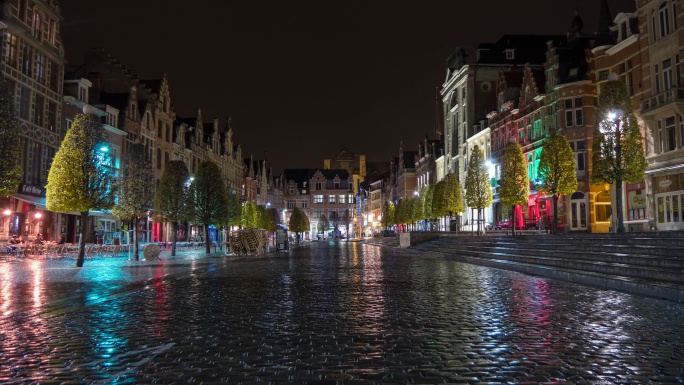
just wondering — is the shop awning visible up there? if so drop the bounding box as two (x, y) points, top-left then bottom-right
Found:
(13, 194), (47, 210)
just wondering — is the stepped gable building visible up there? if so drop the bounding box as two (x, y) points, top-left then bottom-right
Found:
(0, 0), (66, 242)
(283, 168), (354, 239)
(441, 34), (564, 228)
(72, 49), (245, 242)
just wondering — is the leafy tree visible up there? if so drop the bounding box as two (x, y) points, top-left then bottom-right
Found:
(112, 141), (154, 260)
(394, 199), (407, 228)
(592, 80), (646, 233)
(0, 77), (20, 198)
(190, 160), (228, 254)
(288, 207), (309, 242)
(153, 160), (191, 256)
(423, 185), (435, 229)
(341, 209), (352, 240)
(46, 113), (116, 267)
(500, 139), (529, 236)
(318, 214), (330, 236)
(382, 201), (395, 229)
(434, 173), (464, 231)
(538, 134), (577, 233)
(241, 202), (259, 229)
(411, 195), (423, 229)
(465, 145), (493, 234)
(226, 190), (242, 228)
(329, 210), (340, 239)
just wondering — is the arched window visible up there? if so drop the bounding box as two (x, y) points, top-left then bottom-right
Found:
(571, 191), (585, 200)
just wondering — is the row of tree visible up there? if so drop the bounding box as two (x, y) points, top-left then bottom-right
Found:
(317, 209), (353, 239)
(42, 112), (285, 267)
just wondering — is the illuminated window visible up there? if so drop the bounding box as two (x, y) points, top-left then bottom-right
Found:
(314, 195), (323, 204)
(328, 195), (336, 204)
(338, 195), (346, 204)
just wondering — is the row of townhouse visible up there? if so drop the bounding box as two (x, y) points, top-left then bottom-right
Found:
(361, 0), (684, 235)
(0, 0), (255, 244)
(445, 0), (684, 233)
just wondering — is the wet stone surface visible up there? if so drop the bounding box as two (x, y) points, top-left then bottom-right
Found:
(1, 242), (683, 384)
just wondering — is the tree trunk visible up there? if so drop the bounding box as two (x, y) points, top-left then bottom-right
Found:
(171, 221), (178, 256)
(552, 195), (559, 234)
(616, 179), (625, 232)
(76, 211), (89, 267)
(204, 223), (211, 254)
(512, 206), (517, 238)
(133, 217), (139, 261)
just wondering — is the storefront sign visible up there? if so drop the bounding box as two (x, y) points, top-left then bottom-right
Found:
(659, 180), (672, 188)
(19, 183), (45, 197)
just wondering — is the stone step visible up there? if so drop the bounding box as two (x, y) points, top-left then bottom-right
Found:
(416, 245), (684, 284)
(410, 246), (684, 302)
(438, 243), (684, 268)
(435, 240), (684, 259)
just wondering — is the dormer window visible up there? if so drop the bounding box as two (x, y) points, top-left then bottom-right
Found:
(505, 49), (515, 60)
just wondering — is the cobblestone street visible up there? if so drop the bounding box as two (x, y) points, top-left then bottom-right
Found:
(1, 241), (683, 384)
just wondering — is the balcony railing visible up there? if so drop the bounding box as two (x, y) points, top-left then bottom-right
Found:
(641, 87), (684, 114)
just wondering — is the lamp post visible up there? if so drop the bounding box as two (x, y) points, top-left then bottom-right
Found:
(599, 110), (625, 233)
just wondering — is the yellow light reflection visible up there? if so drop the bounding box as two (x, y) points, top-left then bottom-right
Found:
(1, 262), (13, 316)
(31, 260), (43, 308)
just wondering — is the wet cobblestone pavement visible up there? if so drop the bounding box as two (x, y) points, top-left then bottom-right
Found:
(1, 241), (684, 384)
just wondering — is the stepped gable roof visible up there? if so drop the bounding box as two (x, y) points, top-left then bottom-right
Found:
(531, 69), (546, 94)
(477, 34), (566, 66)
(319, 168), (350, 180)
(402, 151), (418, 169)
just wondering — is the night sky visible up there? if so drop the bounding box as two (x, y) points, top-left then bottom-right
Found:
(59, 0), (635, 174)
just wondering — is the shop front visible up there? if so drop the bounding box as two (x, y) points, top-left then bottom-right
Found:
(653, 172), (684, 231)
(2, 184), (55, 242)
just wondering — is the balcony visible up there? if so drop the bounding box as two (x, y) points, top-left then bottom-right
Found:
(641, 87), (684, 115)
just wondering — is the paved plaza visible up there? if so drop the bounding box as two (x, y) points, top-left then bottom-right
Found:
(1, 241), (683, 384)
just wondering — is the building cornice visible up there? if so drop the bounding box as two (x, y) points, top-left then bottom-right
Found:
(605, 34), (639, 56)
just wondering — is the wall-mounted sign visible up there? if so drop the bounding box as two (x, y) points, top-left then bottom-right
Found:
(659, 180), (673, 188)
(19, 183), (45, 197)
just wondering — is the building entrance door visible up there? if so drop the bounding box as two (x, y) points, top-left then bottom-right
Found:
(569, 192), (587, 231)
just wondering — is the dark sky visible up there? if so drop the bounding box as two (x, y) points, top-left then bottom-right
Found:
(59, 0), (635, 174)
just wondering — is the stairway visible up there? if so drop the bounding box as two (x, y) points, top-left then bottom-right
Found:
(406, 232), (684, 303)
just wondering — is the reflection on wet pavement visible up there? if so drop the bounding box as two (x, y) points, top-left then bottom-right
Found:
(1, 242), (683, 384)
